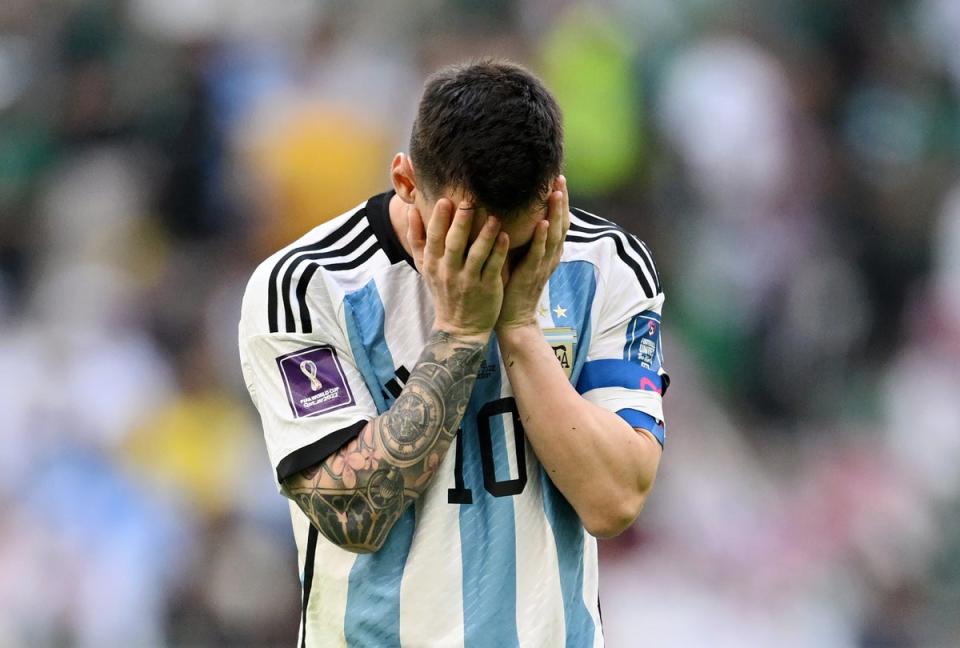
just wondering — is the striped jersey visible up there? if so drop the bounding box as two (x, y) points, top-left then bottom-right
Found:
(238, 190), (668, 648)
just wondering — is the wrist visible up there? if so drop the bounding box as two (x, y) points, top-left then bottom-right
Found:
(495, 322), (543, 353)
(431, 320), (492, 346)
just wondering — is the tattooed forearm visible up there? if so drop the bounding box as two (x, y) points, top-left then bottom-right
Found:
(282, 330), (485, 552)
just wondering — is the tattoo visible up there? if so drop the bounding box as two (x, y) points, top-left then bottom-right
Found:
(282, 330), (485, 552)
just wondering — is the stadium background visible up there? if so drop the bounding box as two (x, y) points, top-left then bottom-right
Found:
(1, 0), (959, 645)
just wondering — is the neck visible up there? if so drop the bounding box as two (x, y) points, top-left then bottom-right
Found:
(388, 193), (414, 259)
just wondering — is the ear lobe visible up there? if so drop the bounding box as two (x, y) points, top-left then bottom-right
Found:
(390, 153), (418, 204)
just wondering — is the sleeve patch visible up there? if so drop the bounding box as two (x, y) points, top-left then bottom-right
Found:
(276, 345), (355, 418)
(624, 311), (662, 371)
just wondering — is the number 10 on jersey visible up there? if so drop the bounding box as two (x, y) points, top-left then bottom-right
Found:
(448, 397), (528, 504)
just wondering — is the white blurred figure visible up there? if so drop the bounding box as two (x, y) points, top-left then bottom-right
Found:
(915, 0), (960, 96)
(861, 181), (960, 644)
(0, 146), (181, 644)
(0, 34), (32, 113)
(33, 147), (177, 448)
(933, 183), (960, 332)
(884, 182), (960, 502)
(655, 36), (821, 347)
(129, 0), (321, 48)
(599, 343), (863, 648)
(657, 37), (794, 213)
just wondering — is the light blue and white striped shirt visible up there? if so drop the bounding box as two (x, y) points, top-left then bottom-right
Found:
(239, 191), (667, 648)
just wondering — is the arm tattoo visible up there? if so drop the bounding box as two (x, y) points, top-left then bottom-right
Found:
(282, 330), (485, 552)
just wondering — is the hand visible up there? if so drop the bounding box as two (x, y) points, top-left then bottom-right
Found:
(408, 198), (509, 342)
(496, 176), (569, 333)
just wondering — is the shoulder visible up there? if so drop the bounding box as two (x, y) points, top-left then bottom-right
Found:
(240, 193), (393, 337)
(562, 206), (662, 300)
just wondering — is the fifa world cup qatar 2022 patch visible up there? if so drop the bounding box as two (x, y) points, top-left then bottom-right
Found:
(276, 345), (354, 418)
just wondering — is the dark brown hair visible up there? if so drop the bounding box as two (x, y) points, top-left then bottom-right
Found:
(410, 59), (564, 218)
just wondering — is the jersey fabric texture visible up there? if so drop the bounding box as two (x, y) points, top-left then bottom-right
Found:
(238, 190), (668, 648)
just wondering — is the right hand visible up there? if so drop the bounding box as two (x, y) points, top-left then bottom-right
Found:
(407, 199), (509, 341)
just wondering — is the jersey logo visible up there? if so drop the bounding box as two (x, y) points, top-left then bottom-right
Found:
(276, 345), (354, 418)
(543, 327), (577, 379)
(299, 360), (323, 390)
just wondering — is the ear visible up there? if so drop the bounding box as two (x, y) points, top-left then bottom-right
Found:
(390, 153), (418, 204)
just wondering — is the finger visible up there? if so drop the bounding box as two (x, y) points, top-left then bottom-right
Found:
(560, 175), (570, 240)
(464, 216), (501, 276)
(544, 189), (564, 260)
(481, 231), (510, 283)
(407, 206), (426, 269)
(444, 201), (474, 268)
(518, 219), (549, 272)
(424, 199), (454, 264)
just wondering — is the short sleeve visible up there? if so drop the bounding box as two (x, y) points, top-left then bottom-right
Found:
(238, 257), (378, 488)
(240, 329), (378, 487)
(576, 273), (669, 447)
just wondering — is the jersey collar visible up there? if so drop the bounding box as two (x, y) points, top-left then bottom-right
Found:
(366, 189), (417, 271)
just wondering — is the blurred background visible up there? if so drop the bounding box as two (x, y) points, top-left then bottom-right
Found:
(1, 0), (959, 646)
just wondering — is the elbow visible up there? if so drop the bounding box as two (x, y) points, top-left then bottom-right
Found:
(313, 519), (394, 555)
(336, 538), (385, 555)
(284, 479), (405, 554)
(581, 490), (649, 539)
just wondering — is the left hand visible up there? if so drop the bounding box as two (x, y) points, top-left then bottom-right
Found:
(496, 176), (569, 333)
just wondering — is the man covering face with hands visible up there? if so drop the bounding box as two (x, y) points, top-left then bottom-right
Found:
(239, 59), (668, 648)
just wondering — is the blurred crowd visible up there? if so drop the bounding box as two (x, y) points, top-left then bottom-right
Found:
(1, 0), (958, 646)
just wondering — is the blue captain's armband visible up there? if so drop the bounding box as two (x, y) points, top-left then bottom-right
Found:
(577, 359), (664, 395)
(577, 358), (667, 447)
(616, 409), (665, 447)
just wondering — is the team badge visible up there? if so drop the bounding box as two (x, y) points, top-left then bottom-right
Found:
(543, 327), (577, 379)
(276, 345), (354, 418)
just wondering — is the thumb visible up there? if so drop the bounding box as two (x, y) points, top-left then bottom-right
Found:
(407, 206), (426, 269)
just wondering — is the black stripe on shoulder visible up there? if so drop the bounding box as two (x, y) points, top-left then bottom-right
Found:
(267, 208), (367, 333)
(294, 263), (322, 334)
(570, 208), (661, 292)
(566, 231), (655, 297)
(294, 241), (382, 333)
(569, 223), (661, 294)
(281, 227), (375, 332)
(570, 208), (660, 287)
(636, 239), (661, 291)
(321, 239), (381, 272)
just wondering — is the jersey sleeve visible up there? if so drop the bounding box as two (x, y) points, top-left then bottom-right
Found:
(239, 265), (377, 489)
(575, 250), (669, 447)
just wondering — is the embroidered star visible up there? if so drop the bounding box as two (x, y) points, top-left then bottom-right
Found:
(537, 306), (548, 317)
(553, 304), (567, 318)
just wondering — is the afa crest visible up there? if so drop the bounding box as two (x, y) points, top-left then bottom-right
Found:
(543, 327), (577, 379)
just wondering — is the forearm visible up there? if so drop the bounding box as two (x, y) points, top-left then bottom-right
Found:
(499, 324), (661, 537)
(283, 329), (486, 552)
